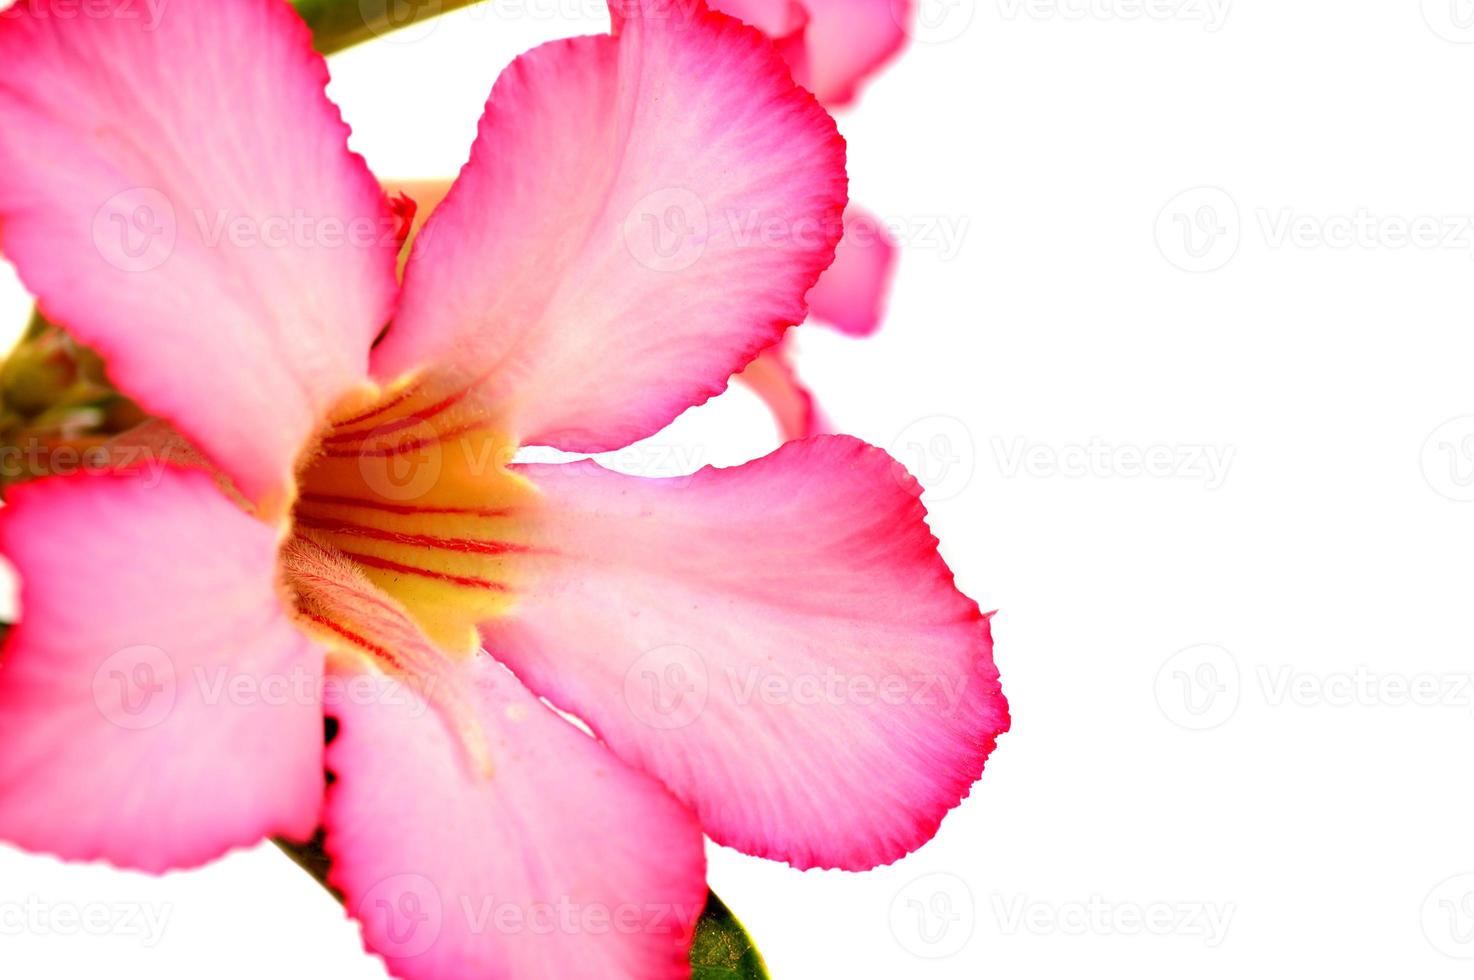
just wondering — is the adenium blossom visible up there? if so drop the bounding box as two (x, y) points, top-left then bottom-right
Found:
(0, 0), (1007, 976)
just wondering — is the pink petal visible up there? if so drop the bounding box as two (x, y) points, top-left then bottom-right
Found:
(806, 206), (899, 337)
(0, 0), (399, 502)
(0, 469), (324, 872)
(324, 656), (706, 980)
(732, 342), (829, 441)
(710, 0), (913, 106)
(484, 436), (1009, 871)
(375, 0), (847, 453)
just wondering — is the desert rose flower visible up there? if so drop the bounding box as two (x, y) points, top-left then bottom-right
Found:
(0, 0), (1007, 977)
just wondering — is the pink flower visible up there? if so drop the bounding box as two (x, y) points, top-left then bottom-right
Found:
(0, 0), (1007, 976)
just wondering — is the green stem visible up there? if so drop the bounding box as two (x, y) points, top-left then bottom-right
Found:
(291, 0), (489, 54)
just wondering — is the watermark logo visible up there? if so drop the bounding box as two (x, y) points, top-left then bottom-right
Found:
(1422, 0), (1474, 42)
(92, 187), (176, 274)
(890, 872), (975, 958)
(623, 188), (709, 273)
(623, 645), (709, 730)
(997, 0), (1231, 31)
(361, 0), (444, 43)
(92, 645), (177, 731)
(1154, 644), (1239, 730)
(354, 418), (446, 503)
(1423, 874), (1474, 958)
(891, 415), (976, 502)
(1156, 187), (1240, 273)
(357, 874), (443, 958)
(1422, 417), (1474, 502)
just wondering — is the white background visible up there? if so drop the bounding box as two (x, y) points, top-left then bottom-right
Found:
(2, 0), (1474, 976)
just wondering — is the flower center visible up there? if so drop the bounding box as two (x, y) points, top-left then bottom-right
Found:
(282, 375), (536, 657)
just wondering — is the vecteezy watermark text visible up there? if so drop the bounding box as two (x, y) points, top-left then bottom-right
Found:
(1156, 644), (1474, 731)
(990, 894), (1235, 946)
(1158, 187), (1474, 272)
(993, 437), (1235, 489)
(997, 0), (1231, 31)
(0, 897), (172, 947)
(0, 0), (167, 30)
(354, 873), (703, 959)
(0, 439), (171, 487)
(623, 645), (974, 731)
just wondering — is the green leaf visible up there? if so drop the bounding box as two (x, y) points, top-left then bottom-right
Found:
(275, 837), (770, 977)
(690, 891), (771, 979)
(290, 0), (488, 55)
